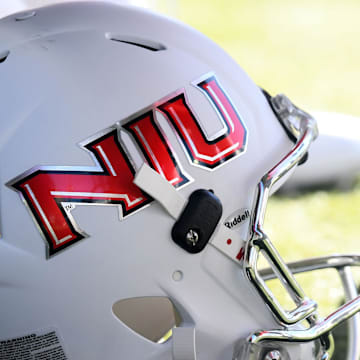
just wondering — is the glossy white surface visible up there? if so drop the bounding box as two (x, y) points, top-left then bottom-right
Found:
(0, 2), (315, 359)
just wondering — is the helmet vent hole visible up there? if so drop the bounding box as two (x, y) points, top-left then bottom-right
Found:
(112, 296), (182, 343)
(105, 33), (166, 52)
(15, 11), (36, 21)
(0, 51), (10, 63)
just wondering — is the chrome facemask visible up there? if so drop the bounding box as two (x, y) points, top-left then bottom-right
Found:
(236, 94), (360, 360)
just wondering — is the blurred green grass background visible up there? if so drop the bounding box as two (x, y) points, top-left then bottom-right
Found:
(157, 0), (360, 317)
(175, 0), (360, 116)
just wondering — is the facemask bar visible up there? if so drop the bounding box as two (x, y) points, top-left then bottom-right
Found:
(245, 94), (320, 325)
(259, 255), (360, 360)
(242, 95), (360, 359)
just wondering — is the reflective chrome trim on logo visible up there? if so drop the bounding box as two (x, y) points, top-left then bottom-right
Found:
(157, 72), (248, 170)
(7, 73), (247, 257)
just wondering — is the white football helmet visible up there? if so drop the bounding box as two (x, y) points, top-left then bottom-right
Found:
(0, 2), (359, 360)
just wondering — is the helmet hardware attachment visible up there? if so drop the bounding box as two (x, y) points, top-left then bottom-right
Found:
(186, 229), (199, 247)
(172, 189), (223, 254)
(134, 164), (223, 254)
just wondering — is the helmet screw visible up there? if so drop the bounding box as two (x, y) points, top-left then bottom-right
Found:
(264, 350), (282, 360)
(186, 229), (199, 246)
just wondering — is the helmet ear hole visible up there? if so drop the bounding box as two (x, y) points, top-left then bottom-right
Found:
(112, 297), (182, 343)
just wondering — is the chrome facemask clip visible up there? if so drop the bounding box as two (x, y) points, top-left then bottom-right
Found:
(241, 94), (360, 359)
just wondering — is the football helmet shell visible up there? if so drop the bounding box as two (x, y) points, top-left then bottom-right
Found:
(0, 2), (359, 360)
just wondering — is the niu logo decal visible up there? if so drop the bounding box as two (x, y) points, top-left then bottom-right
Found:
(9, 74), (247, 257)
